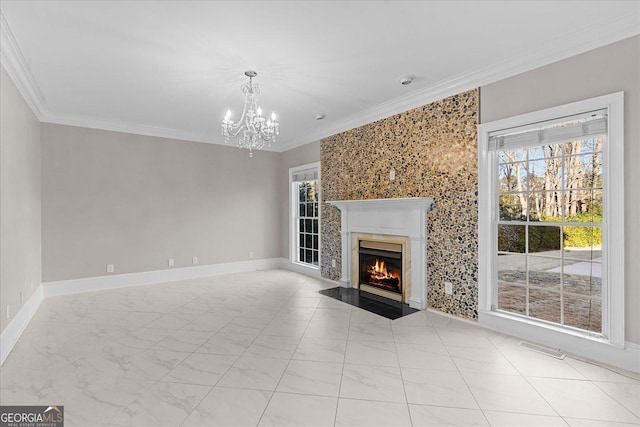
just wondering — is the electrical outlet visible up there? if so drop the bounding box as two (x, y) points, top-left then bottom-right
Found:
(106, 264), (115, 273)
(168, 258), (175, 267)
(192, 256), (199, 265)
(389, 169), (396, 181)
(249, 251), (254, 259)
(444, 282), (453, 295)
(331, 258), (336, 268)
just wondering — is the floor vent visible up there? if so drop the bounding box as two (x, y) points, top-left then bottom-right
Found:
(519, 341), (566, 359)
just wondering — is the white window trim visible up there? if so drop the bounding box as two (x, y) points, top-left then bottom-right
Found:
(478, 92), (625, 351)
(289, 161), (321, 271)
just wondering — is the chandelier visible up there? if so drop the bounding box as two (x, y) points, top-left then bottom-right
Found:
(221, 70), (279, 157)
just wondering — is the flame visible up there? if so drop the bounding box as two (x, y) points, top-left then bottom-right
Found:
(368, 258), (399, 280)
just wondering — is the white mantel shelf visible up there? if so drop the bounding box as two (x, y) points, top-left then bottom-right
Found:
(327, 197), (436, 210)
(327, 197), (436, 310)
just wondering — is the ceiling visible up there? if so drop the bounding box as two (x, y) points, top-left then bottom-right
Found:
(1, 1), (639, 152)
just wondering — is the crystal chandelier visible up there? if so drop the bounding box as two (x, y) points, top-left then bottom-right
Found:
(221, 70), (279, 157)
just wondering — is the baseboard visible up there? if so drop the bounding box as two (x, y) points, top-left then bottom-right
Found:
(0, 285), (44, 365)
(43, 258), (283, 297)
(479, 310), (640, 373)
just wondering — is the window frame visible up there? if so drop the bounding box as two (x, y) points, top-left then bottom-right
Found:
(478, 92), (624, 347)
(289, 162), (321, 270)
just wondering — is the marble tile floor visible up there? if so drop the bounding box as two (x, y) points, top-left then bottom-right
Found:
(0, 270), (638, 427)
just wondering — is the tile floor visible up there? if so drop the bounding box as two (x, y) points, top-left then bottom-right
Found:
(1, 270), (638, 427)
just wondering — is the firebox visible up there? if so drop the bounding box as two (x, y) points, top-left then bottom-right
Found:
(358, 240), (403, 301)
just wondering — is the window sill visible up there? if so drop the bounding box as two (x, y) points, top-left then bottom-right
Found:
(477, 309), (640, 372)
(292, 261), (320, 271)
(479, 309), (613, 347)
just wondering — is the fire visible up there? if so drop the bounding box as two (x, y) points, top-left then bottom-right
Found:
(368, 258), (400, 282)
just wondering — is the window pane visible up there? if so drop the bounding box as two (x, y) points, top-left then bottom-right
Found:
(299, 234), (305, 249)
(498, 283), (526, 316)
(299, 203), (306, 218)
(529, 289), (561, 324)
(299, 248), (305, 263)
(305, 233), (313, 248)
(527, 146), (546, 161)
(563, 226), (601, 254)
(307, 202), (314, 217)
(500, 194), (525, 220)
(527, 191), (545, 221)
(528, 225), (560, 254)
(305, 219), (312, 232)
(527, 159), (546, 192)
(564, 293), (601, 333)
(498, 160), (528, 192)
(312, 219), (318, 234)
(497, 252), (527, 314)
(498, 253), (526, 285)
(498, 224), (525, 253)
(299, 184), (307, 202)
(563, 260), (601, 298)
(312, 250), (319, 265)
(299, 219), (305, 233)
(313, 203), (319, 217)
(305, 250), (312, 263)
(528, 256), (561, 291)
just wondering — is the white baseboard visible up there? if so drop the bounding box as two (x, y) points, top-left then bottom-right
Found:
(43, 258), (283, 297)
(0, 284), (44, 365)
(479, 310), (640, 374)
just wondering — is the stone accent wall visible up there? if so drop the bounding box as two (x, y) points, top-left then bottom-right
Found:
(320, 89), (479, 319)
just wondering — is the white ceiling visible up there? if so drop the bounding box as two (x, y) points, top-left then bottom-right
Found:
(1, 1), (639, 151)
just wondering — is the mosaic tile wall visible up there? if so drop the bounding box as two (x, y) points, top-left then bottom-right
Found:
(320, 89), (479, 319)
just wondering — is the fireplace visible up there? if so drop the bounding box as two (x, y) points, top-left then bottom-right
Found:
(327, 197), (435, 309)
(359, 240), (403, 302)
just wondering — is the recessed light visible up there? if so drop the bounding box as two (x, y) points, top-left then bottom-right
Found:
(400, 75), (414, 85)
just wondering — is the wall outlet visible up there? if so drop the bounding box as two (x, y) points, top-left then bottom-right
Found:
(168, 258), (175, 267)
(389, 169), (396, 181)
(192, 256), (199, 265)
(331, 258), (336, 268)
(106, 264), (115, 273)
(6, 305), (9, 320)
(444, 282), (453, 295)
(249, 251), (254, 259)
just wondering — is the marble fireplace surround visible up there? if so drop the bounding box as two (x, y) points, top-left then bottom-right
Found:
(327, 198), (436, 310)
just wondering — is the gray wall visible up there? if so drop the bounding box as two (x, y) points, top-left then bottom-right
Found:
(480, 35), (640, 344)
(42, 124), (282, 282)
(279, 141), (321, 259)
(0, 65), (42, 333)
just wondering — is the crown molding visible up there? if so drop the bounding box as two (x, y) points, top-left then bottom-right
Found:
(42, 112), (215, 144)
(276, 13), (640, 152)
(0, 9), (47, 120)
(2, 6), (637, 152)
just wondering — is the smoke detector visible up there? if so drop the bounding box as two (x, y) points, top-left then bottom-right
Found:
(399, 75), (414, 85)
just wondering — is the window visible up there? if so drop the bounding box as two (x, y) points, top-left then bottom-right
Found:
(478, 93), (624, 346)
(290, 163), (320, 268)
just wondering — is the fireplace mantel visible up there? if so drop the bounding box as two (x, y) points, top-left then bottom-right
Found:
(327, 197), (435, 309)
